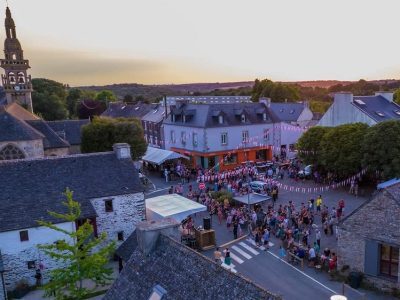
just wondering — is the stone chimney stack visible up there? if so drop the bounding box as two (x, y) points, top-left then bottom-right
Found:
(136, 218), (180, 255)
(375, 91), (394, 102)
(113, 143), (131, 160)
(259, 97), (271, 107)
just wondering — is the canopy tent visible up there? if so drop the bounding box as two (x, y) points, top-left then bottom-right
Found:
(142, 146), (189, 165)
(233, 193), (271, 206)
(146, 194), (206, 222)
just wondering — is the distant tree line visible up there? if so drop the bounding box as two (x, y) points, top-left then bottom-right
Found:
(297, 120), (400, 181)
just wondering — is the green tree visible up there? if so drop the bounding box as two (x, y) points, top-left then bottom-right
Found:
(81, 117), (147, 160)
(32, 78), (68, 120)
(95, 90), (117, 103)
(123, 94), (133, 102)
(394, 89), (400, 105)
(37, 188), (115, 300)
(320, 123), (369, 178)
(362, 120), (400, 180)
(296, 126), (332, 166)
(66, 88), (83, 118)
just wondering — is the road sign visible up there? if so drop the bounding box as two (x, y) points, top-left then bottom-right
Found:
(199, 182), (206, 190)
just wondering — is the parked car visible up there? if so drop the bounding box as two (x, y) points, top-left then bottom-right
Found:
(249, 181), (269, 193)
(298, 165), (313, 179)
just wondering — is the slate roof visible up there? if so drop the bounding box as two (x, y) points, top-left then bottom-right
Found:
(0, 152), (144, 232)
(352, 95), (400, 123)
(165, 96), (252, 105)
(3, 102), (40, 121)
(0, 86), (7, 106)
(26, 120), (70, 149)
(115, 229), (137, 262)
(141, 105), (165, 123)
(163, 102), (277, 128)
(47, 119), (89, 145)
(0, 108), (44, 142)
(104, 234), (279, 300)
(269, 102), (306, 122)
(101, 102), (157, 119)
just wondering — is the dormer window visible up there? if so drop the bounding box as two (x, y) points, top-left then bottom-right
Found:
(241, 114), (246, 123)
(218, 115), (224, 124)
(263, 113), (267, 121)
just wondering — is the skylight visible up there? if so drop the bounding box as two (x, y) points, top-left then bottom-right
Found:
(289, 109), (295, 114)
(354, 99), (366, 105)
(375, 111), (385, 117)
(394, 110), (400, 116)
(135, 107), (140, 111)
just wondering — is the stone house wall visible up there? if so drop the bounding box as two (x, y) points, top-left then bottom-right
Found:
(0, 275), (5, 300)
(44, 147), (69, 157)
(337, 190), (400, 289)
(91, 193), (145, 246)
(0, 222), (74, 291)
(0, 139), (44, 159)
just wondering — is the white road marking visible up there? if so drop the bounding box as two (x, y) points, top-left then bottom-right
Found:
(232, 245), (252, 259)
(246, 238), (274, 248)
(220, 257), (236, 268)
(239, 242), (260, 255)
(221, 263), (238, 273)
(267, 251), (338, 295)
(230, 252), (245, 264)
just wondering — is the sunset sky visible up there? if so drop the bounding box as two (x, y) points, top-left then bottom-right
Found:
(6, 0), (400, 86)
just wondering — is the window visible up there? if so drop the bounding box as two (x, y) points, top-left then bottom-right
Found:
(192, 133), (198, 147)
(242, 131), (249, 143)
(19, 230), (29, 242)
(105, 199), (113, 212)
(263, 113), (267, 121)
(0, 144), (25, 160)
(144, 122), (147, 131)
(224, 153), (237, 165)
(241, 114), (246, 123)
(154, 136), (158, 146)
(27, 261), (36, 269)
(380, 244), (399, 279)
(170, 130), (175, 143)
(289, 144), (295, 152)
(171, 114), (176, 122)
(149, 136), (153, 145)
(221, 133), (227, 145)
(256, 150), (266, 161)
(218, 115), (224, 124)
(181, 131), (186, 145)
(117, 231), (124, 241)
(263, 129), (270, 140)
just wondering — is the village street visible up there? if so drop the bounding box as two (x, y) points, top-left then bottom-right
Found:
(145, 172), (396, 300)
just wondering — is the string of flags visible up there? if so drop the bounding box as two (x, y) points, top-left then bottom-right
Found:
(258, 169), (367, 194)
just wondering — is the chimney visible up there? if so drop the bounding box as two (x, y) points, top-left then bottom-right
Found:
(259, 97), (271, 107)
(163, 96), (168, 119)
(334, 92), (353, 104)
(375, 91), (394, 102)
(303, 100), (310, 109)
(113, 143), (131, 160)
(136, 218), (180, 255)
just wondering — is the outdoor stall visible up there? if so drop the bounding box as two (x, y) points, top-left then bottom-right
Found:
(233, 193), (272, 207)
(142, 146), (189, 166)
(145, 194), (206, 222)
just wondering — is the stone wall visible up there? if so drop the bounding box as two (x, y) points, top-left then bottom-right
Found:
(0, 139), (44, 159)
(337, 190), (400, 289)
(91, 193), (145, 246)
(44, 147), (69, 157)
(0, 275), (5, 300)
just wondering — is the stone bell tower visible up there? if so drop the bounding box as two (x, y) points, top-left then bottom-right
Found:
(0, 7), (33, 112)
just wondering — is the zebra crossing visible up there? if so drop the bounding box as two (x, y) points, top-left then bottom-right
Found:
(220, 237), (275, 273)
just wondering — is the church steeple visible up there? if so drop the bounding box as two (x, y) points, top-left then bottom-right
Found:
(0, 6), (33, 112)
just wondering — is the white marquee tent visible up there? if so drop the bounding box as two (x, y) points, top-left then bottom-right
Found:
(142, 146), (189, 165)
(145, 194), (207, 222)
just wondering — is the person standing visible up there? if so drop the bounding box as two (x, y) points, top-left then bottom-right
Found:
(263, 228), (270, 250)
(233, 219), (238, 240)
(214, 247), (222, 263)
(316, 195), (322, 215)
(315, 228), (321, 248)
(224, 248), (231, 266)
(164, 168), (169, 183)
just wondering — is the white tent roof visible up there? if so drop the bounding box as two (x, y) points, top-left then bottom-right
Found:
(142, 146), (189, 165)
(145, 194), (206, 222)
(233, 193), (271, 205)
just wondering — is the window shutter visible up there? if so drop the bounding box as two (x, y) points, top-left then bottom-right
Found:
(364, 240), (379, 276)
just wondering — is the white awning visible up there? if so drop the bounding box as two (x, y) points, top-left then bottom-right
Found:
(233, 193), (271, 205)
(145, 194), (206, 222)
(142, 146), (189, 165)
